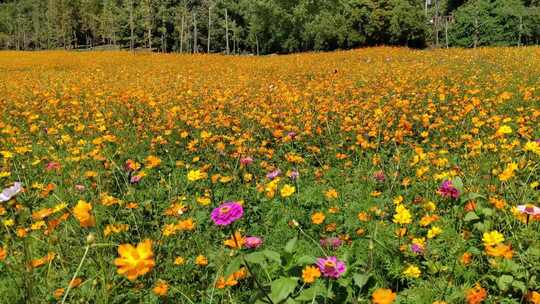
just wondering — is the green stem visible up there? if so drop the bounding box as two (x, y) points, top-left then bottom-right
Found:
(61, 244), (90, 304)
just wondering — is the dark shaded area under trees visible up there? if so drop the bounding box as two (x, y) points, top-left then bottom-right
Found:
(0, 0), (538, 54)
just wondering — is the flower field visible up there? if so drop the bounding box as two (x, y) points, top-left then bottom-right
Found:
(0, 47), (539, 303)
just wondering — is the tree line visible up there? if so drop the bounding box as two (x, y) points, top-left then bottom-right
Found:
(0, 0), (539, 54)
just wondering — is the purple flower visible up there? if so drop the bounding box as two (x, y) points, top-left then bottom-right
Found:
(266, 169), (281, 180)
(517, 204), (540, 216)
(0, 182), (22, 202)
(438, 180), (460, 199)
(410, 243), (424, 254)
(316, 256), (346, 279)
(373, 170), (386, 182)
(245, 236), (263, 249)
(240, 156), (253, 166)
(211, 201), (244, 226)
(320, 237), (342, 250)
(289, 169), (299, 180)
(535, 139), (540, 144)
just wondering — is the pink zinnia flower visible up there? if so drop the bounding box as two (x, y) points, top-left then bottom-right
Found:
(438, 180), (460, 199)
(0, 182), (22, 202)
(45, 161), (61, 171)
(245, 236), (263, 249)
(287, 132), (297, 139)
(266, 169), (281, 180)
(211, 201), (244, 226)
(517, 204), (540, 216)
(75, 184), (85, 192)
(130, 175), (142, 184)
(240, 156), (253, 166)
(320, 237), (342, 250)
(373, 170), (386, 182)
(316, 256), (346, 278)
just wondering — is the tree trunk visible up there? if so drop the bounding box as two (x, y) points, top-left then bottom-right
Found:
(444, 17), (448, 48)
(192, 12), (197, 53)
(225, 8), (229, 54)
(518, 15), (523, 47)
(256, 35), (259, 56)
(180, 13), (184, 52)
(207, 3), (211, 53)
(473, 15), (478, 48)
(129, 0), (134, 51)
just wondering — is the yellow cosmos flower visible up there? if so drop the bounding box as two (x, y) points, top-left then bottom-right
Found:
(280, 184), (295, 197)
(496, 125), (512, 136)
(482, 231), (504, 247)
(427, 226), (442, 239)
(403, 265), (421, 278)
(187, 169), (207, 182)
(393, 204), (412, 225)
(145, 155), (161, 168)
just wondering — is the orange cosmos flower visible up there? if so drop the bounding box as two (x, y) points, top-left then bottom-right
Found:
(371, 288), (397, 304)
(224, 231), (245, 249)
(485, 244), (513, 259)
(152, 280), (169, 296)
(466, 284), (487, 304)
(0, 246), (7, 261)
(311, 212), (326, 224)
(114, 239), (155, 281)
(302, 265), (321, 284)
(73, 200), (95, 228)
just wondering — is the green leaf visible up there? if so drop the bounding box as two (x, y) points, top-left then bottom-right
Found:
(224, 256), (242, 277)
(284, 237), (298, 254)
(352, 273), (370, 289)
(245, 252), (267, 265)
(270, 277), (298, 303)
(295, 255), (316, 265)
(512, 280), (526, 293)
(497, 274), (513, 291)
(480, 208), (494, 217)
(295, 284), (325, 301)
(464, 212), (480, 222)
(461, 192), (485, 203)
(263, 250), (282, 265)
(452, 177), (464, 193)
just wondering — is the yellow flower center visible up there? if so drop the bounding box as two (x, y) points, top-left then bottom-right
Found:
(324, 261), (336, 269)
(219, 206), (231, 214)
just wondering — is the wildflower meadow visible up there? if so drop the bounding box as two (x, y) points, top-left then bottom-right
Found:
(0, 47), (539, 303)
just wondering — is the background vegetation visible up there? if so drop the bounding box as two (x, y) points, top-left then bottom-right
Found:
(0, 0), (539, 54)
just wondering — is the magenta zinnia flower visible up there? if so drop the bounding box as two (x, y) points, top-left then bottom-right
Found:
(438, 180), (460, 199)
(245, 236), (263, 249)
(410, 243), (424, 254)
(211, 201), (244, 226)
(316, 256), (346, 278)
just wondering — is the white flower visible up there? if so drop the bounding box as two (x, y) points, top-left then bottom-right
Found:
(0, 182), (22, 202)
